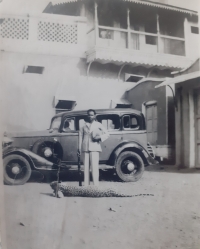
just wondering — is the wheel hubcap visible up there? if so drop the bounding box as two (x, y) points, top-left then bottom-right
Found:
(43, 147), (53, 157)
(122, 159), (137, 174)
(127, 162), (135, 171)
(11, 164), (21, 174)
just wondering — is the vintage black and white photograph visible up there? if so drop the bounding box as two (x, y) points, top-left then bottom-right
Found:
(0, 0), (200, 248)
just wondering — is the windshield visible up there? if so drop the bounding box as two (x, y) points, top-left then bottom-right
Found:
(50, 117), (62, 130)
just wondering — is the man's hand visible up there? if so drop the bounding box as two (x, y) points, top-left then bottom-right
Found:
(92, 137), (101, 142)
(77, 149), (81, 157)
(92, 134), (101, 142)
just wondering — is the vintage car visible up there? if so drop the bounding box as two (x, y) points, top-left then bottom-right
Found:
(3, 108), (157, 185)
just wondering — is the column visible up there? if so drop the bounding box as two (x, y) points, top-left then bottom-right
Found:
(175, 87), (182, 167)
(127, 8), (131, 49)
(189, 89), (195, 167)
(184, 17), (190, 57)
(94, 2), (99, 46)
(156, 14), (161, 53)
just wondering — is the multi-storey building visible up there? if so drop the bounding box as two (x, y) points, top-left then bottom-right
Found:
(0, 0), (199, 160)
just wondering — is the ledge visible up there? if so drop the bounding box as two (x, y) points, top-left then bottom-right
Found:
(86, 46), (193, 70)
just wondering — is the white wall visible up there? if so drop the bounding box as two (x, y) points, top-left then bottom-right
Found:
(187, 20), (200, 60)
(0, 51), (133, 133)
(0, 52), (80, 132)
(0, 13), (87, 58)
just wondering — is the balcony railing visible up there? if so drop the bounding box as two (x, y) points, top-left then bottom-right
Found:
(88, 25), (186, 57)
(0, 14), (87, 57)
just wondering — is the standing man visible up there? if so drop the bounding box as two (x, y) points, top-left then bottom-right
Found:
(78, 109), (109, 186)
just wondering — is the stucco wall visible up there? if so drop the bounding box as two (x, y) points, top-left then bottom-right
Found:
(175, 78), (199, 167)
(0, 51), (134, 133)
(186, 19), (200, 60)
(127, 80), (167, 145)
(0, 51), (83, 132)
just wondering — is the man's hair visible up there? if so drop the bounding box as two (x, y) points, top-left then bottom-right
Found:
(87, 109), (96, 115)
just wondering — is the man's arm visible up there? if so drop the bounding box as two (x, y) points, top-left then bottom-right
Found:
(99, 123), (110, 142)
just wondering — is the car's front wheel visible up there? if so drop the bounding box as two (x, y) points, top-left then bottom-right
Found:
(3, 155), (32, 185)
(115, 151), (144, 182)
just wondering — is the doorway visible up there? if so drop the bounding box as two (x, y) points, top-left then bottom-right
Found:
(145, 101), (158, 146)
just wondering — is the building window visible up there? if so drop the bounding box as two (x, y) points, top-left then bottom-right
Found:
(191, 26), (199, 34)
(23, 66), (44, 74)
(96, 114), (120, 131)
(123, 115), (139, 130)
(145, 35), (157, 45)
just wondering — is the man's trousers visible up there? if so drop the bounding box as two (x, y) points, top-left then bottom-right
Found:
(83, 151), (99, 186)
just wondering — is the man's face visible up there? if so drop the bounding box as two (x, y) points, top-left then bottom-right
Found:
(87, 111), (96, 123)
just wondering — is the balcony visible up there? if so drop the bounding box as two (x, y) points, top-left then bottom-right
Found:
(86, 24), (192, 70)
(0, 13), (87, 57)
(85, 0), (194, 71)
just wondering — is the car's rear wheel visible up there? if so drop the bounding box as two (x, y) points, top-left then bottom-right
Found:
(115, 151), (144, 182)
(3, 155), (32, 185)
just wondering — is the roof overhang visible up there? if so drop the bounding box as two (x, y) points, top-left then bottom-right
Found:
(155, 71), (200, 88)
(86, 47), (193, 70)
(51, 0), (198, 16)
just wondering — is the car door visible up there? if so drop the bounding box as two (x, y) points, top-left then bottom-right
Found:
(96, 114), (123, 162)
(122, 114), (147, 149)
(59, 116), (79, 164)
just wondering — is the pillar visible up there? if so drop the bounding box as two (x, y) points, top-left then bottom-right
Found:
(189, 89), (195, 167)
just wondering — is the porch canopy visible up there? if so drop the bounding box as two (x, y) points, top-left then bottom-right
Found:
(155, 71), (200, 88)
(51, 0), (198, 15)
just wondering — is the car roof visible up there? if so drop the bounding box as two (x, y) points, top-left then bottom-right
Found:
(52, 108), (142, 119)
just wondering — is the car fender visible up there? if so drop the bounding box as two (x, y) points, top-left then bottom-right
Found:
(3, 146), (56, 170)
(110, 141), (158, 166)
(31, 137), (63, 159)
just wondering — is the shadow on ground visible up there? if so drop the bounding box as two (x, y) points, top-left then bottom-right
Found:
(29, 169), (119, 184)
(146, 164), (200, 174)
(28, 164), (200, 184)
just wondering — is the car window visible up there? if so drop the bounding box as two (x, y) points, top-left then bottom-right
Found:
(123, 115), (139, 130)
(62, 118), (75, 132)
(51, 117), (62, 130)
(96, 114), (120, 130)
(75, 116), (87, 131)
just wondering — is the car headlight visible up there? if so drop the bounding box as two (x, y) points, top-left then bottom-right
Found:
(2, 136), (13, 148)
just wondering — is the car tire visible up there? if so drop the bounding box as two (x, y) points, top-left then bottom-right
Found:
(3, 155), (32, 185)
(115, 151), (144, 182)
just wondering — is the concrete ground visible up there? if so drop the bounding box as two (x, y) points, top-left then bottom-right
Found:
(2, 165), (200, 249)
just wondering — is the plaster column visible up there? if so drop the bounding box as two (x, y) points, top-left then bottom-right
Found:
(175, 88), (182, 167)
(28, 15), (38, 43)
(127, 8), (131, 49)
(94, 2), (99, 46)
(184, 17), (190, 57)
(156, 14), (161, 53)
(189, 89), (195, 167)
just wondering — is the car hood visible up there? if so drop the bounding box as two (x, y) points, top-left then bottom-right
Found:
(6, 129), (55, 138)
